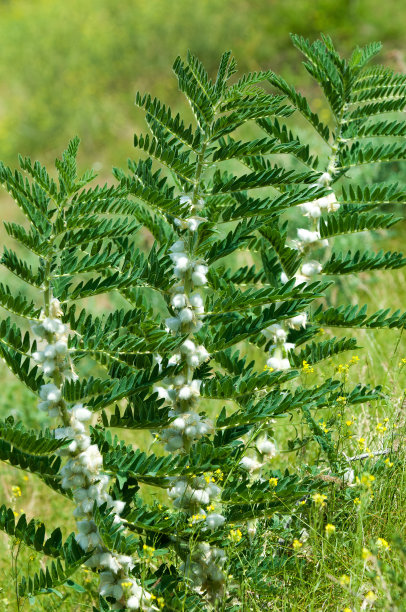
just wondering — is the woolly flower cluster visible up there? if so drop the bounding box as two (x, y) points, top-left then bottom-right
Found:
(31, 299), (153, 610)
(180, 542), (226, 596)
(159, 237), (213, 454)
(168, 474), (225, 531)
(263, 177), (339, 372)
(157, 195), (226, 596)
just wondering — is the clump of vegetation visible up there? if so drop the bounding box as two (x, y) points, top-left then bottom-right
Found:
(0, 35), (405, 611)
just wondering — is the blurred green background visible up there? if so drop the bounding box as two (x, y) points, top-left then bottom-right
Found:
(0, 0), (405, 172)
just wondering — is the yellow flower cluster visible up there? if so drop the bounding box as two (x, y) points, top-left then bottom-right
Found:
(268, 477), (278, 488)
(189, 513), (206, 524)
(312, 492), (327, 508)
(376, 422), (387, 435)
(376, 537), (390, 550)
(292, 539), (303, 551)
(142, 544), (156, 557)
(357, 473), (375, 489)
(302, 359), (314, 374)
(229, 528), (242, 543)
(319, 420), (329, 434)
(325, 523), (335, 537)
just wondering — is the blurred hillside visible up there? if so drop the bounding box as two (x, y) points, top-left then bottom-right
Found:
(0, 0), (405, 173)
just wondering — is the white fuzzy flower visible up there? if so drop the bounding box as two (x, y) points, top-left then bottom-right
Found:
(39, 383), (61, 402)
(256, 437), (277, 457)
(178, 386), (192, 401)
(297, 228), (321, 244)
(171, 293), (187, 309)
(318, 191), (339, 212)
(288, 313), (307, 329)
(181, 339), (196, 353)
(170, 240), (185, 252)
(165, 316), (181, 332)
(205, 513), (225, 530)
(300, 201), (322, 219)
(266, 357), (290, 371)
(72, 404), (92, 422)
(301, 261), (322, 277)
(179, 308), (193, 323)
(187, 217), (204, 232)
(239, 456), (262, 471)
(318, 172), (332, 186)
(190, 292), (204, 308)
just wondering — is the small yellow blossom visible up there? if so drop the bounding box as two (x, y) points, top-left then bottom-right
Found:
(319, 421), (329, 433)
(357, 437), (366, 450)
(384, 458), (394, 468)
(362, 547), (372, 561)
(292, 539), (303, 551)
(343, 608), (352, 612)
(376, 537), (390, 550)
(302, 360), (314, 374)
(345, 420), (353, 427)
(312, 492), (327, 508)
(229, 529), (242, 543)
(353, 497), (361, 506)
(376, 422), (387, 435)
(325, 523), (336, 537)
(268, 477), (278, 488)
(339, 574), (350, 586)
(143, 544), (155, 557)
(157, 598), (165, 609)
(360, 473), (375, 488)
(11, 486), (21, 497)
(214, 468), (224, 481)
(364, 591), (377, 603)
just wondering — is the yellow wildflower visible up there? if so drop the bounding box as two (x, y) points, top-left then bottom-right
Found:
(384, 458), (394, 468)
(312, 493), (327, 508)
(325, 523), (336, 537)
(143, 544), (155, 557)
(376, 422), (387, 435)
(292, 539), (303, 551)
(365, 591), (377, 603)
(357, 437), (366, 450)
(339, 574), (350, 586)
(268, 477), (278, 488)
(229, 529), (242, 543)
(376, 537), (390, 551)
(302, 360), (314, 374)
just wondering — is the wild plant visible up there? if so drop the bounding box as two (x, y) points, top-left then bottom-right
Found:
(0, 36), (405, 611)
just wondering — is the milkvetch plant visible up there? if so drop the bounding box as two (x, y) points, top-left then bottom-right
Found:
(0, 35), (405, 611)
